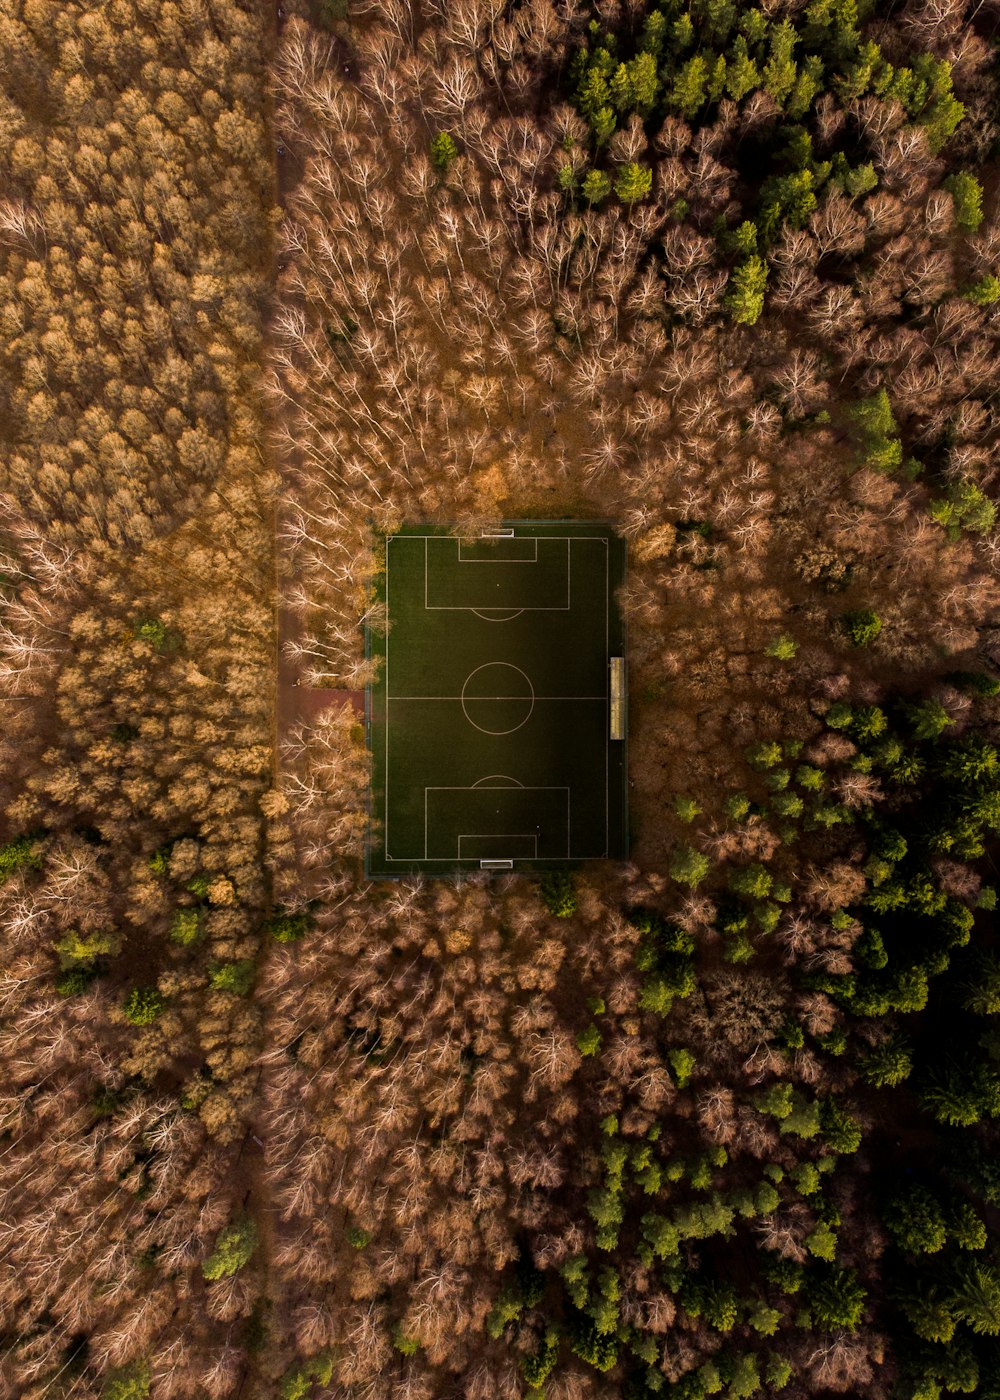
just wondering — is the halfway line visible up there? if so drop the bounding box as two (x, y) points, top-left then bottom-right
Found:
(388, 695), (607, 701)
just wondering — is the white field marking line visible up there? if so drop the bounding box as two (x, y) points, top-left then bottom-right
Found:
(471, 609), (525, 621)
(462, 663), (533, 694)
(423, 534), (571, 610)
(459, 537), (536, 560)
(461, 662), (534, 735)
(458, 834), (538, 856)
(384, 532), (614, 862)
(603, 537), (609, 854)
(554, 535), (608, 856)
(426, 603), (571, 611)
(385, 535), (393, 859)
(404, 533), (588, 537)
(423, 784), (570, 863)
(388, 695), (607, 701)
(552, 536), (606, 858)
(425, 783), (570, 792)
(385, 855), (581, 862)
(464, 713), (532, 735)
(397, 533), (606, 537)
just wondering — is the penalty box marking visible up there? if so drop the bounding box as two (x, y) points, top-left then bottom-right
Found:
(424, 536), (571, 611)
(458, 834), (539, 858)
(423, 784), (571, 861)
(458, 537), (538, 561)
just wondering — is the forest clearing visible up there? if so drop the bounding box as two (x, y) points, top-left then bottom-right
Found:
(2, 1), (1000, 1398)
(366, 523), (627, 875)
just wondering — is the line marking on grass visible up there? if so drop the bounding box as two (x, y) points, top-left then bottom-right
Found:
(374, 528), (623, 871)
(424, 784), (570, 861)
(423, 535), (572, 611)
(459, 536), (536, 560)
(458, 834), (538, 856)
(388, 695), (607, 701)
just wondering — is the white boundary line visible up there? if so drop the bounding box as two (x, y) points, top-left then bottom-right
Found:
(424, 536), (571, 611)
(383, 855), (591, 862)
(425, 783), (571, 791)
(425, 784), (569, 862)
(386, 535), (391, 856)
(426, 784), (569, 796)
(459, 537), (537, 561)
(603, 536), (608, 852)
(383, 534), (612, 862)
(458, 834), (538, 856)
(389, 695), (607, 701)
(404, 534), (581, 538)
(423, 604), (575, 612)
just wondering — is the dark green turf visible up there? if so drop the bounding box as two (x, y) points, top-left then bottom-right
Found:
(366, 523), (627, 875)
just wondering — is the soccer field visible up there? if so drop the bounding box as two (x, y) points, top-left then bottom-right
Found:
(366, 523), (627, 875)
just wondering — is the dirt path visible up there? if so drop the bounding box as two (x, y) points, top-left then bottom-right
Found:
(232, 8), (293, 1394)
(235, 11), (370, 1391)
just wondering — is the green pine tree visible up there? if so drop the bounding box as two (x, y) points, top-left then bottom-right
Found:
(726, 36), (760, 100)
(614, 162), (653, 205)
(905, 699), (953, 741)
(576, 1022), (602, 1057)
(203, 1218), (259, 1280)
(929, 479), (996, 538)
(123, 986), (166, 1026)
(103, 1362), (152, 1400)
(581, 168), (612, 205)
(670, 844), (710, 889)
(944, 171), (984, 231)
(884, 1185), (948, 1254)
(430, 132), (458, 173)
(725, 255), (768, 324)
(950, 1260), (1000, 1335)
(861, 1031), (913, 1088)
(809, 1266), (867, 1330)
(963, 275), (1000, 306)
(671, 54), (709, 117)
(847, 388), (902, 471)
(763, 20), (798, 105)
(840, 608), (882, 646)
(899, 1282), (958, 1343)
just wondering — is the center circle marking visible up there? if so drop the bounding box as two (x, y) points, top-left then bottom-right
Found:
(461, 663), (535, 735)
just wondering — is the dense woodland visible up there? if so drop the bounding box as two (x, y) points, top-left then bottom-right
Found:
(2, 0), (1000, 1397)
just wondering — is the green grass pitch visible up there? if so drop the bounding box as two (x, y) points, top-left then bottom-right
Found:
(366, 523), (627, 875)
